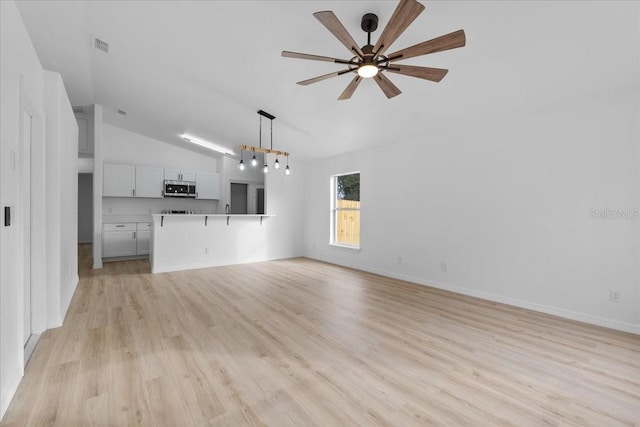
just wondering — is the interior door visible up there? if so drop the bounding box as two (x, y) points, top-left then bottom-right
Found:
(22, 109), (32, 346)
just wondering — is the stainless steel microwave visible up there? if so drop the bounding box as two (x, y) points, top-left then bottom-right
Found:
(163, 180), (196, 198)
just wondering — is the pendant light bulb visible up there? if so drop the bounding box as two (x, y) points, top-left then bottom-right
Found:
(238, 159), (245, 171)
(251, 153), (257, 167)
(285, 165), (291, 176)
(263, 164), (269, 174)
(274, 156), (280, 170)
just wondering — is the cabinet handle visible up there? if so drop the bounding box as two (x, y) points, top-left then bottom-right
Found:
(116, 225), (125, 227)
(133, 189), (135, 196)
(133, 231), (136, 239)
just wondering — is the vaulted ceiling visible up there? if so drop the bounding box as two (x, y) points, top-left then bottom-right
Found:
(15, 1), (639, 161)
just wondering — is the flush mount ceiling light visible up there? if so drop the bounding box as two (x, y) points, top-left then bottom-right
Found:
(181, 134), (234, 156)
(239, 110), (292, 176)
(282, 0), (466, 99)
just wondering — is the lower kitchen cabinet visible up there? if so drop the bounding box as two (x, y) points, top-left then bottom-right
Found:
(103, 222), (151, 258)
(136, 222), (151, 255)
(103, 223), (137, 257)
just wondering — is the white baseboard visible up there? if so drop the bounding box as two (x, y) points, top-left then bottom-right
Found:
(307, 255), (640, 335)
(1, 369), (22, 422)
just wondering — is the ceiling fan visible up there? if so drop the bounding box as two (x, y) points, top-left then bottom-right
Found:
(282, 0), (465, 100)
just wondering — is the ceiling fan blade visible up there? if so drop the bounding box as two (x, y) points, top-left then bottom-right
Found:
(387, 29), (466, 62)
(297, 69), (354, 86)
(314, 11), (365, 58)
(373, 73), (401, 98)
(338, 76), (363, 100)
(373, 0), (425, 57)
(385, 64), (448, 82)
(282, 51), (354, 65)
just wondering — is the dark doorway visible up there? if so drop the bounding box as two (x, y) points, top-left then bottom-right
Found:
(230, 183), (248, 214)
(256, 188), (265, 215)
(78, 173), (93, 243)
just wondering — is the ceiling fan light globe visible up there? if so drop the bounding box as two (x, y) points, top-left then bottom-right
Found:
(358, 64), (379, 78)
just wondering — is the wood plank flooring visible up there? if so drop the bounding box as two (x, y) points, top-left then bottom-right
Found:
(2, 244), (639, 426)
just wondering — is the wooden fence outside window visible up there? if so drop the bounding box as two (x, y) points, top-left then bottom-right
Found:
(336, 199), (360, 246)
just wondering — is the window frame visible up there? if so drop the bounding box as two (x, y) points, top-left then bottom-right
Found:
(330, 171), (361, 249)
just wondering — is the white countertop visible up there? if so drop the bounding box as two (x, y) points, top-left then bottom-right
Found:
(151, 214), (273, 217)
(102, 214), (153, 224)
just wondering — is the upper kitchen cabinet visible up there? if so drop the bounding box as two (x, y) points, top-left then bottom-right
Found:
(103, 163), (135, 197)
(165, 169), (195, 181)
(196, 171), (220, 200)
(135, 166), (164, 198)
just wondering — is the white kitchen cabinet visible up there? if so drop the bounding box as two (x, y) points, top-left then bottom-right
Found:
(165, 169), (195, 181)
(135, 166), (164, 198)
(103, 223), (137, 257)
(195, 171), (220, 200)
(104, 163), (135, 197)
(136, 222), (151, 255)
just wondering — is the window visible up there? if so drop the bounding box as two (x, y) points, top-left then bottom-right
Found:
(331, 172), (360, 248)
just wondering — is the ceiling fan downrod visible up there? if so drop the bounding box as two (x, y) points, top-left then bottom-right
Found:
(361, 13), (378, 48)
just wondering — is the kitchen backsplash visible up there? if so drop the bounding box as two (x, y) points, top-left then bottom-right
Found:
(102, 197), (218, 215)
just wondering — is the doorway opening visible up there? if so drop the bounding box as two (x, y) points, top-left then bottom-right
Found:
(78, 173), (93, 244)
(230, 183), (248, 214)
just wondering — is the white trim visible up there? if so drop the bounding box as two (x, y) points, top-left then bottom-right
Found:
(307, 255), (640, 335)
(329, 243), (361, 251)
(0, 370), (22, 418)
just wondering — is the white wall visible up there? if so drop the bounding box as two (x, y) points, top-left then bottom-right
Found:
(45, 72), (79, 323)
(0, 1), (45, 416)
(43, 70), (79, 327)
(304, 89), (639, 334)
(1, 1), (78, 418)
(102, 123), (221, 172)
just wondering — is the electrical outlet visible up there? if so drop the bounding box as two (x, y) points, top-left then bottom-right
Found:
(610, 290), (620, 303)
(397, 257), (403, 265)
(441, 262), (448, 272)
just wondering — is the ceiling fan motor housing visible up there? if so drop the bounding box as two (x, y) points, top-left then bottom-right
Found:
(361, 13), (378, 33)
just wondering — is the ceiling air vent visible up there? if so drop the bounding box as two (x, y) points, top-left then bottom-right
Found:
(117, 109), (127, 116)
(94, 37), (110, 53)
(72, 106), (84, 114)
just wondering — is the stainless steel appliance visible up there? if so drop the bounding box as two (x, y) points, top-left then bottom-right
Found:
(164, 180), (196, 198)
(161, 210), (195, 214)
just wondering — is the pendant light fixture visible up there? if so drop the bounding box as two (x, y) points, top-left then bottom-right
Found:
(239, 109), (292, 176)
(238, 149), (245, 170)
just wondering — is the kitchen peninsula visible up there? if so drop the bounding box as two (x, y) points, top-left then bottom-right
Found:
(150, 213), (273, 273)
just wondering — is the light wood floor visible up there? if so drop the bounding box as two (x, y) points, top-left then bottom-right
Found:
(2, 244), (639, 426)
